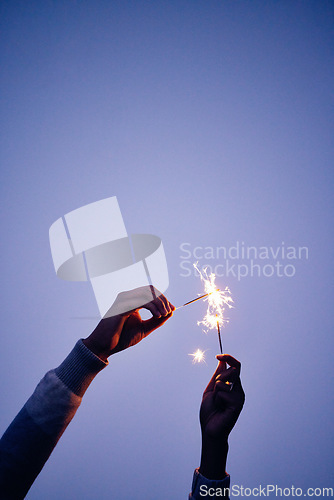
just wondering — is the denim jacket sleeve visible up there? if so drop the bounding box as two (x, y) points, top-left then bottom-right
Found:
(189, 468), (230, 499)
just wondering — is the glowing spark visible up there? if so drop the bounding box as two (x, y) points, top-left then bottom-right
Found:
(189, 349), (206, 364)
(194, 262), (233, 353)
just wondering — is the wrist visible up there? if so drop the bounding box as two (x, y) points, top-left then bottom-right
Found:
(82, 336), (110, 362)
(55, 339), (108, 396)
(199, 436), (228, 480)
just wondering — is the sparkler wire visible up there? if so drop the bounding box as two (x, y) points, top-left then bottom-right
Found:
(175, 290), (220, 310)
(216, 317), (223, 355)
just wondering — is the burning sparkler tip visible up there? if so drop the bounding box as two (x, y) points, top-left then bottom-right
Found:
(193, 262), (233, 355)
(189, 349), (206, 364)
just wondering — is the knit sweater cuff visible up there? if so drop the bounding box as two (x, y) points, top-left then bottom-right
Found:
(54, 339), (108, 397)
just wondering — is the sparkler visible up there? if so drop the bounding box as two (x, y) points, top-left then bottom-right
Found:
(216, 316), (223, 354)
(175, 291), (219, 310)
(177, 288), (222, 362)
(194, 262), (233, 355)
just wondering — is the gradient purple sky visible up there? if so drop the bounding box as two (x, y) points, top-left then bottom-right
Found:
(1, 1), (333, 498)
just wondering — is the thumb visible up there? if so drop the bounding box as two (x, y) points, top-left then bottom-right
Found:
(216, 354), (241, 376)
(216, 354), (227, 372)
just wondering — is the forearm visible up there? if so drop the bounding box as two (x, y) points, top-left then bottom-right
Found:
(190, 354), (244, 499)
(189, 437), (230, 499)
(199, 436), (228, 480)
(0, 339), (107, 499)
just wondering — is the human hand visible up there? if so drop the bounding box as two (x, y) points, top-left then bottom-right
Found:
(83, 287), (175, 361)
(199, 354), (245, 480)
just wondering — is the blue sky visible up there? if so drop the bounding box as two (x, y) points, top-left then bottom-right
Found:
(1, 1), (333, 498)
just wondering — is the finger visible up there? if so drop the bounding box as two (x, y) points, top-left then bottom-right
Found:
(110, 287), (163, 316)
(215, 368), (240, 393)
(203, 357), (227, 395)
(216, 354), (241, 375)
(154, 294), (175, 316)
(144, 301), (162, 318)
(214, 385), (245, 417)
(154, 295), (169, 316)
(159, 294), (175, 314)
(204, 354), (241, 395)
(141, 311), (173, 335)
(230, 377), (244, 394)
(215, 380), (235, 393)
(148, 286), (165, 310)
(142, 290), (175, 317)
(216, 366), (239, 384)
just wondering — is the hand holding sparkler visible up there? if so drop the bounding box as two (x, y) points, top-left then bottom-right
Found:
(198, 354), (245, 480)
(83, 287), (174, 361)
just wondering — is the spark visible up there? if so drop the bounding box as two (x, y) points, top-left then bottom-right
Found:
(194, 262), (233, 353)
(189, 349), (206, 364)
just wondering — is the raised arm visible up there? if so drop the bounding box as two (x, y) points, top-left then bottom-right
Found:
(189, 354), (245, 499)
(0, 289), (174, 499)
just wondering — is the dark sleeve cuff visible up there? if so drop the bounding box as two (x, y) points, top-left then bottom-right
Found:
(189, 468), (230, 499)
(54, 339), (108, 397)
